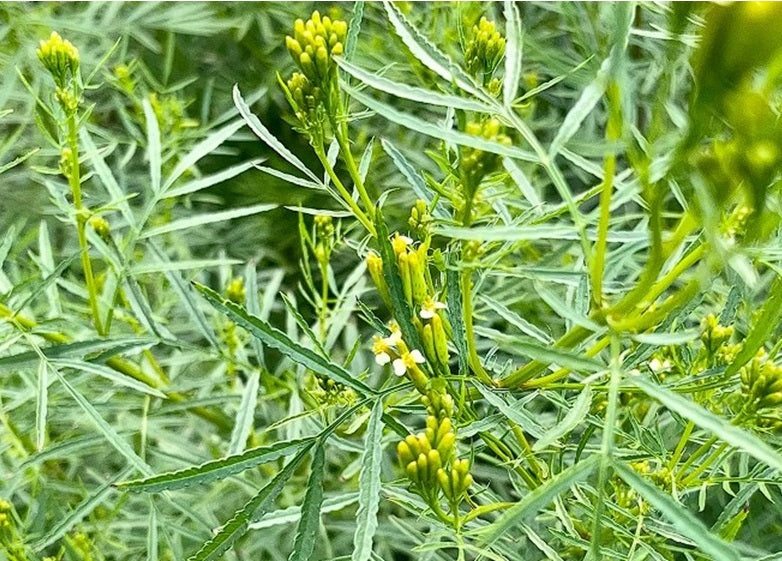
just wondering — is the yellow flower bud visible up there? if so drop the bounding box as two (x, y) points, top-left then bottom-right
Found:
(422, 322), (437, 365)
(397, 252), (413, 305)
(408, 250), (427, 306)
(331, 42), (344, 56)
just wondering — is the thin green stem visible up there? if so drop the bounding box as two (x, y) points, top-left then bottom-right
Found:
(668, 420), (695, 471)
(314, 144), (376, 236)
(681, 441), (729, 488)
(334, 114), (375, 220)
(460, 268), (493, 386)
(462, 501), (515, 524)
(66, 113), (104, 335)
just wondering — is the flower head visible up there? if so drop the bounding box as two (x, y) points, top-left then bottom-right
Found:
(420, 297), (447, 320)
(393, 349), (426, 377)
(392, 233), (413, 256)
(37, 31), (80, 88)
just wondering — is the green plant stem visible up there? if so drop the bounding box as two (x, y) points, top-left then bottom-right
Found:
(313, 143), (376, 236)
(333, 113), (375, 220)
(319, 260), (329, 342)
(676, 435), (717, 479)
(461, 501), (516, 524)
(460, 268), (493, 386)
(0, 302), (232, 432)
(590, 81), (621, 311)
(681, 441), (729, 488)
(66, 113), (104, 335)
(668, 420), (695, 471)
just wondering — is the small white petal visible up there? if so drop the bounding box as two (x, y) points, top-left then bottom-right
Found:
(434, 301), (447, 309)
(399, 235), (413, 245)
(393, 358), (407, 376)
(409, 349), (426, 364)
(375, 353), (391, 366)
(419, 309), (434, 319)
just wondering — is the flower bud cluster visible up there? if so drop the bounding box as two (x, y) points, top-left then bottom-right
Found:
(740, 351), (782, 414)
(700, 314), (734, 356)
(37, 31), (80, 90)
(396, 392), (472, 504)
(313, 215), (336, 264)
(464, 17), (506, 83)
(311, 371), (357, 408)
(225, 277), (246, 304)
(408, 199), (432, 238)
(286, 11), (347, 84)
(461, 118), (511, 192)
(89, 216), (111, 242)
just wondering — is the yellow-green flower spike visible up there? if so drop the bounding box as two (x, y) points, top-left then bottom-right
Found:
(88, 216), (111, 242)
(408, 250), (428, 306)
(225, 277), (246, 304)
(286, 11), (347, 85)
(37, 31), (80, 89)
(461, 118), (511, 192)
(464, 17), (506, 82)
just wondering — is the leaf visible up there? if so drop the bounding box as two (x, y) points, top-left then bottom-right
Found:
(631, 375), (782, 473)
(472, 382), (545, 439)
(548, 57), (610, 159)
(503, 157), (542, 209)
(479, 454), (599, 546)
(503, 1), (523, 108)
(336, 58), (491, 113)
(724, 274), (782, 377)
(35, 360), (48, 451)
(147, 500), (158, 561)
(344, 1), (364, 62)
(53, 359), (167, 398)
(163, 159), (263, 199)
(351, 399), (385, 561)
(288, 443), (326, 561)
(381, 1), (484, 100)
(55, 369), (150, 474)
(142, 98), (162, 194)
(118, 438), (311, 493)
(532, 386), (592, 451)
(343, 83), (537, 163)
(380, 138), (448, 219)
(163, 119), (246, 191)
(32, 467), (133, 552)
(373, 208), (419, 351)
(187, 444), (312, 561)
(249, 493), (359, 530)
(233, 85), (320, 183)
(195, 282), (376, 397)
(613, 461), (740, 561)
(228, 370), (260, 456)
(79, 129), (135, 226)
(131, 258), (240, 275)
(139, 203), (277, 239)
(0, 337), (157, 369)
(446, 264), (469, 377)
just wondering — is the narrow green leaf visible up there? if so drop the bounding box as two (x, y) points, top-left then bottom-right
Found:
(195, 282), (375, 397)
(532, 386), (592, 451)
(472, 382), (545, 439)
(373, 208), (419, 350)
(380, 138), (447, 219)
(631, 375), (782, 473)
(446, 264), (469, 377)
(288, 443), (326, 561)
(142, 98), (162, 194)
(163, 159), (263, 199)
(32, 467), (132, 552)
(147, 500), (158, 561)
(233, 85), (320, 183)
(345, 1), (364, 62)
(503, 1), (523, 108)
(55, 369), (150, 474)
(53, 359), (166, 398)
(163, 119), (246, 191)
(480, 455), (599, 545)
(140, 203), (277, 239)
(0, 337), (157, 369)
(79, 129), (135, 226)
(118, 438), (311, 493)
(35, 360), (48, 451)
(724, 275), (782, 377)
(343, 83), (537, 163)
(131, 258), (240, 275)
(228, 370), (260, 456)
(351, 399), (385, 561)
(187, 444), (312, 561)
(613, 461), (740, 561)
(549, 57), (609, 159)
(337, 58), (491, 113)
(38, 220), (62, 316)
(503, 157), (542, 209)
(249, 493), (359, 530)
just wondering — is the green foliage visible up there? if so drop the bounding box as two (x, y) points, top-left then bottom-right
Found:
(3, 2), (782, 561)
